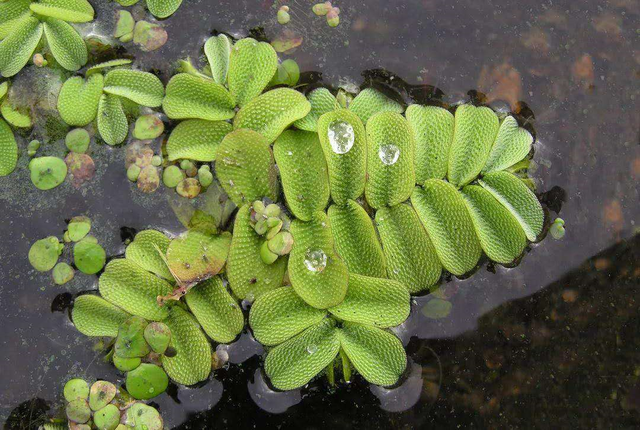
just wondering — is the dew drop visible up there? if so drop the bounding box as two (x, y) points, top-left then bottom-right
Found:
(306, 344), (318, 354)
(378, 144), (400, 165)
(327, 120), (354, 154)
(304, 248), (327, 273)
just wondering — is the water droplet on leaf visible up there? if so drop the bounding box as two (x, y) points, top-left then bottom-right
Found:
(327, 120), (355, 154)
(304, 248), (327, 273)
(378, 144), (400, 165)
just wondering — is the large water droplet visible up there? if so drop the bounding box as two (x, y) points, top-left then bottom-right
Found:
(304, 248), (327, 273)
(327, 120), (354, 154)
(378, 144), (400, 165)
(306, 344), (318, 354)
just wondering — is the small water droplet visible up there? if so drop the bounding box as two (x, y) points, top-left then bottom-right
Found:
(304, 248), (327, 273)
(327, 120), (354, 154)
(378, 144), (400, 165)
(287, 151), (293, 156)
(392, 268), (400, 274)
(306, 344), (318, 354)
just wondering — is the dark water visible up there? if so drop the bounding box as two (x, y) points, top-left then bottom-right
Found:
(1, 0), (638, 428)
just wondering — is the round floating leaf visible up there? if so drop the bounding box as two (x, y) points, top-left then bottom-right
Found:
(30, 0), (95, 23)
(28, 236), (63, 271)
(132, 20), (167, 52)
(57, 74), (103, 126)
(348, 88), (404, 125)
(166, 119), (232, 162)
(63, 378), (89, 402)
(273, 130), (330, 221)
(233, 88), (311, 144)
(184, 276), (244, 343)
(204, 34), (232, 85)
(293, 87), (338, 132)
(65, 128), (90, 153)
(329, 274), (410, 328)
(124, 403), (163, 430)
(447, 104), (499, 187)
(93, 404), (120, 430)
(216, 129), (279, 206)
(66, 399), (91, 424)
(365, 111), (415, 208)
(126, 363), (168, 400)
(103, 69), (164, 107)
(1, 97), (32, 128)
(113, 354), (141, 372)
(0, 119), (17, 176)
(162, 73), (235, 121)
(144, 322), (171, 354)
(133, 114), (164, 140)
(227, 37), (278, 107)
(412, 180), (482, 276)
(166, 230), (231, 285)
(29, 156), (68, 190)
(125, 229), (173, 281)
(327, 201), (386, 278)
(0, 16), (43, 77)
(114, 316), (150, 358)
(68, 216), (91, 242)
(405, 104), (454, 182)
(338, 322), (406, 386)
(162, 307), (212, 385)
(89, 381), (116, 411)
(52, 262), (74, 284)
(375, 203), (442, 294)
(482, 116), (533, 174)
(73, 238), (106, 274)
(97, 93), (128, 146)
(0, 0), (31, 40)
(479, 170), (544, 242)
(227, 204), (288, 300)
(265, 318), (340, 391)
(249, 286), (327, 346)
(42, 18), (88, 71)
(422, 298), (452, 319)
(72, 294), (130, 337)
(147, 0), (183, 18)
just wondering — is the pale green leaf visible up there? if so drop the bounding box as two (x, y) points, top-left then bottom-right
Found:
(72, 294), (130, 338)
(57, 74), (103, 126)
(86, 59), (132, 75)
(124, 229), (173, 281)
(0, 118), (17, 176)
(97, 93), (128, 146)
(30, 0), (94, 23)
(348, 88), (404, 125)
(166, 119), (231, 162)
(166, 230), (231, 285)
(227, 38), (278, 107)
(43, 18), (87, 71)
(204, 34), (232, 85)
(162, 73), (235, 121)
(0, 0), (31, 40)
(1, 97), (31, 128)
(0, 16), (43, 77)
(482, 116), (533, 174)
(147, 0), (183, 19)
(103, 69), (164, 107)
(293, 88), (338, 132)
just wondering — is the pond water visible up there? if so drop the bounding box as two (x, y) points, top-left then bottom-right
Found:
(1, 0), (638, 428)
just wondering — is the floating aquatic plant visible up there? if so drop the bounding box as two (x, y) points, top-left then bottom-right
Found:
(114, 0), (183, 19)
(0, 81), (20, 176)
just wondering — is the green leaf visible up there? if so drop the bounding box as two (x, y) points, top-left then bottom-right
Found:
(0, 0), (31, 40)
(327, 201), (386, 278)
(0, 16), (43, 77)
(479, 171), (544, 242)
(405, 104), (454, 182)
(30, 0), (94, 23)
(233, 88), (311, 144)
(338, 322), (406, 386)
(0, 81), (7, 99)
(316, 109), (367, 205)
(86, 59), (132, 75)
(227, 204), (288, 300)
(204, 34), (232, 85)
(166, 119), (231, 162)
(216, 129), (279, 206)
(28, 156), (67, 190)
(162, 73), (235, 121)
(125, 229), (173, 281)
(161, 307), (211, 385)
(227, 37), (278, 107)
(273, 130), (330, 221)
(293, 88), (338, 132)
(288, 212), (348, 309)
(375, 203), (441, 294)
(461, 185), (527, 264)
(265, 318), (340, 391)
(364, 111), (415, 208)
(0, 118), (17, 176)
(42, 18), (87, 71)
(97, 94), (128, 146)
(482, 116), (533, 174)
(73, 238), (106, 274)
(447, 104), (499, 187)
(99, 258), (173, 321)
(329, 274), (409, 328)
(57, 74), (103, 126)
(249, 286), (327, 346)
(146, 0), (183, 19)
(412, 180), (481, 276)
(72, 295), (130, 338)
(103, 69), (164, 107)
(166, 230), (231, 286)
(1, 97), (31, 128)
(348, 88), (404, 125)
(184, 276), (243, 343)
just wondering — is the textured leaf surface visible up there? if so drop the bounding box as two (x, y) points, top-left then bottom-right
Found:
(293, 88), (338, 132)
(265, 319), (340, 391)
(461, 185), (527, 263)
(99, 258), (173, 321)
(316, 109), (366, 205)
(166, 230), (231, 285)
(86, 59), (132, 75)
(447, 104), (499, 187)
(216, 129), (278, 206)
(249, 287), (327, 346)
(57, 74), (103, 126)
(329, 274), (409, 328)
(72, 295), (130, 338)
(125, 229), (173, 281)
(375, 203), (442, 294)
(273, 130), (330, 221)
(0, 118), (17, 176)
(482, 116), (533, 174)
(204, 34), (232, 85)
(288, 212), (348, 309)
(405, 104), (454, 182)
(227, 204), (288, 300)
(412, 180), (482, 276)
(227, 38), (278, 107)
(146, 0), (183, 18)
(349, 88), (403, 125)
(162, 73), (235, 121)
(97, 93), (128, 146)
(479, 171), (544, 241)
(103, 69), (164, 107)
(0, 0), (31, 40)
(162, 307), (211, 385)
(338, 322), (406, 386)
(30, 0), (94, 23)
(365, 111), (415, 208)
(185, 277), (243, 343)
(233, 88), (311, 143)
(43, 18), (87, 71)
(0, 16), (43, 77)
(166, 119), (232, 162)
(327, 201), (386, 278)
(1, 98), (31, 127)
